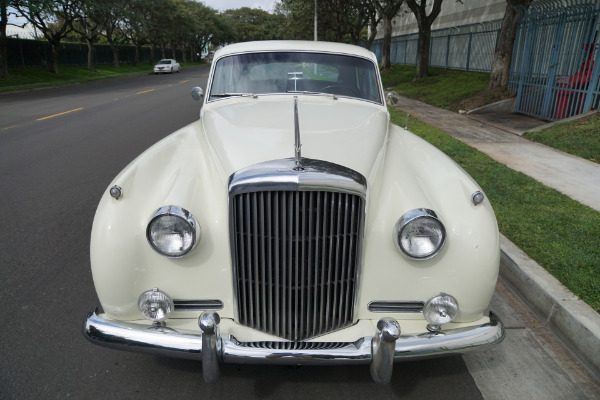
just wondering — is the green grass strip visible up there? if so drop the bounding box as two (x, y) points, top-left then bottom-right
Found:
(389, 107), (600, 312)
(523, 113), (600, 163)
(381, 65), (490, 110)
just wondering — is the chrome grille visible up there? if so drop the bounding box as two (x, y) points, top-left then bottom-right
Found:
(231, 190), (363, 341)
(231, 339), (356, 350)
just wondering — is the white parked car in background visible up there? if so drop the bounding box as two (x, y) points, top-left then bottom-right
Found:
(153, 58), (180, 74)
(84, 41), (504, 384)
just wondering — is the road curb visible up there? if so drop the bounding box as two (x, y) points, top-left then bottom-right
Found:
(499, 234), (600, 377)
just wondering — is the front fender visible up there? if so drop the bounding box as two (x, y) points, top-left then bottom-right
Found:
(358, 124), (499, 322)
(90, 120), (233, 320)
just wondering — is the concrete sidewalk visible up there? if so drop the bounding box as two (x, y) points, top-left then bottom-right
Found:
(391, 95), (600, 377)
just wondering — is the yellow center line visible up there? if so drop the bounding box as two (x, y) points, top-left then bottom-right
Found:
(1, 125), (17, 131)
(36, 108), (83, 121)
(179, 80), (190, 83)
(137, 89), (156, 95)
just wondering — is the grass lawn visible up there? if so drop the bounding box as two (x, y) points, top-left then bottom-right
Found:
(381, 65), (493, 111)
(0, 61), (206, 92)
(523, 113), (600, 163)
(389, 107), (600, 312)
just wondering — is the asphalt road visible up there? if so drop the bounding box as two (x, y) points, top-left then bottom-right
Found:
(0, 66), (598, 400)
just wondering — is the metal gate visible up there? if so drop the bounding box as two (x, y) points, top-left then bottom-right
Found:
(509, 0), (600, 121)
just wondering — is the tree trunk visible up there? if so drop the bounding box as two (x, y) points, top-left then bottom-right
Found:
(381, 15), (392, 71)
(374, 1), (404, 72)
(415, 24), (431, 79)
(150, 44), (155, 65)
(86, 39), (95, 72)
(181, 47), (187, 63)
(50, 41), (59, 74)
(366, 16), (378, 51)
(134, 45), (140, 66)
(111, 44), (119, 69)
(488, 1), (526, 89)
(106, 33), (119, 69)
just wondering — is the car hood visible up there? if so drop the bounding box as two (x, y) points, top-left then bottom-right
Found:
(200, 96), (389, 182)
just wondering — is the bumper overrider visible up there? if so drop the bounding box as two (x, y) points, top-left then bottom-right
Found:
(83, 308), (504, 384)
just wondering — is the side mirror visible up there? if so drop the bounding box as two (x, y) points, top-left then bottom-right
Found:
(386, 91), (399, 105)
(191, 86), (204, 101)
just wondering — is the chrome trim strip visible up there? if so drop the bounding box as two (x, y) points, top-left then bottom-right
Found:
(84, 309), (504, 366)
(228, 158), (367, 198)
(368, 301), (425, 313)
(174, 300), (224, 311)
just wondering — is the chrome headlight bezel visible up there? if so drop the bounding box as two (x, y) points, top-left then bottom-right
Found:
(146, 205), (200, 258)
(393, 208), (446, 260)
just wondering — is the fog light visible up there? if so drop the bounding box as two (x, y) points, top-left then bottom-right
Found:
(138, 288), (173, 323)
(423, 293), (458, 332)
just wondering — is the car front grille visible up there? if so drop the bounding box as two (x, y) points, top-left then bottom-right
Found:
(231, 337), (357, 350)
(230, 189), (364, 341)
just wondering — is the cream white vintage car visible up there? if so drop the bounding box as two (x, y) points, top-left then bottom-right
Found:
(84, 41), (504, 384)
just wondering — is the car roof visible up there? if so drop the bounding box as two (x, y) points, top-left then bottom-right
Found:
(214, 41), (378, 63)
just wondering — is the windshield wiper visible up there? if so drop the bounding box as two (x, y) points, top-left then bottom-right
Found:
(287, 90), (337, 100)
(211, 93), (256, 98)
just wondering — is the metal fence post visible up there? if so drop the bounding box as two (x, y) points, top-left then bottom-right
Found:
(582, 43), (600, 112)
(466, 32), (473, 72)
(446, 34), (450, 69)
(541, 13), (567, 120)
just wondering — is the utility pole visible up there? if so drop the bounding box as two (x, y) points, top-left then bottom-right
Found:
(314, 0), (317, 41)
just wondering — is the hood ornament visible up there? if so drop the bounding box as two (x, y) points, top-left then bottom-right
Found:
(293, 96), (304, 171)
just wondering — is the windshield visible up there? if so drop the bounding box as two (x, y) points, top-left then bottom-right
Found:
(158, 60), (171, 64)
(209, 52), (382, 103)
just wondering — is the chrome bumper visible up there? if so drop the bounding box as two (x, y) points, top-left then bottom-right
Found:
(83, 308), (504, 384)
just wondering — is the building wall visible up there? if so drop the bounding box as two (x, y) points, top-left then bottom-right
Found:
(375, 0), (507, 39)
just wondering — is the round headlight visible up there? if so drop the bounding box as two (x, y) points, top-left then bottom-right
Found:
(147, 205), (199, 258)
(138, 288), (173, 322)
(393, 209), (446, 260)
(423, 293), (459, 330)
